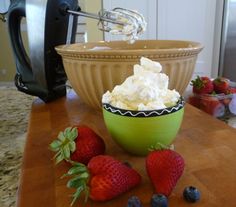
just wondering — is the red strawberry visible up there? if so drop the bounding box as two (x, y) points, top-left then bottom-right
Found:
(64, 155), (141, 205)
(49, 126), (105, 165)
(199, 96), (225, 117)
(191, 76), (214, 94)
(226, 87), (236, 94)
(146, 149), (185, 197)
(213, 77), (229, 94)
(188, 95), (201, 108)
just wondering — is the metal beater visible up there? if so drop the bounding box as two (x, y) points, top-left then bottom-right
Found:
(65, 6), (146, 43)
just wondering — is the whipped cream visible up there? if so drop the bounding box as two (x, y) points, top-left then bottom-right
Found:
(102, 57), (180, 110)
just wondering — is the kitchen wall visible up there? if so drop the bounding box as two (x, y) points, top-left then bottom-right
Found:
(84, 0), (103, 42)
(0, 21), (22, 82)
(0, 0), (103, 83)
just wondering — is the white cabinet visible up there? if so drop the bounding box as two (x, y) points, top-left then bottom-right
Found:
(157, 0), (218, 78)
(103, 0), (223, 79)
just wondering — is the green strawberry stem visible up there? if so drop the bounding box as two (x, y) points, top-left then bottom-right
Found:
(62, 162), (90, 206)
(49, 127), (78, 164)
(149, 142), (173, 151)
(190, 76), (204, 89)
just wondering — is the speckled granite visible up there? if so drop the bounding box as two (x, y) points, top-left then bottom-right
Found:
(0, 86), (34, 207)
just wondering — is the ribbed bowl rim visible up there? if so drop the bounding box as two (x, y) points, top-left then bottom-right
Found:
(55, 40), (204, 60)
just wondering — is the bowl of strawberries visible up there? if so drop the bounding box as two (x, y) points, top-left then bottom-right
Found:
(188, 76), (236, 119)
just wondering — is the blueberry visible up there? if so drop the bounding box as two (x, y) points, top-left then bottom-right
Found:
(127, 196), (143, 207)
(151, 194), (168, 207)
(183, 186), (200, 203)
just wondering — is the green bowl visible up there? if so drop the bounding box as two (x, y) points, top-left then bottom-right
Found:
(102, 98), (185, 156)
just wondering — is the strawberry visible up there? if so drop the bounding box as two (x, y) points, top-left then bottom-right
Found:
(191, 76), (214, 94)
(146, 149), (185, 197)
(188, 95), (201, 108)
(64, 155), (141, 205)
(49, 126), (105, 165)
(213, 77), (229, 94)
(226, 87), (236, 94)
(199, 96), (225, 117)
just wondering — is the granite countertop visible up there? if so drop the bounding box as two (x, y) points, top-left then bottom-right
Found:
(0, 86), (34, 207)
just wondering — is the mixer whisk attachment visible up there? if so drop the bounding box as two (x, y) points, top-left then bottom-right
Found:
(98, 8), (146, 43)
(67, 7), (146, 43)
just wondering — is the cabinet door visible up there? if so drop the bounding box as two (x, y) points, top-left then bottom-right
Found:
(103, 0), (157, 41)
(157, 0), (217, 78)
(103, 0), (220, 79)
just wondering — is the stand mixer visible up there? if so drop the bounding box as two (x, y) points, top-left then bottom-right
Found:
(7, 0), (145, 102)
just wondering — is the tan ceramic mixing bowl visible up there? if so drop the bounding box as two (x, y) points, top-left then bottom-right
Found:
(55, 40), (203, 109)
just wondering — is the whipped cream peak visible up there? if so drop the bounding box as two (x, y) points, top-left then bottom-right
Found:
(140, 57), (162, 73)
(102, 57), (180, 110)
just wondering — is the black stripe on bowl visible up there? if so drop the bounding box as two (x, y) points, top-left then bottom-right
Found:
(102, 97), (185, 117)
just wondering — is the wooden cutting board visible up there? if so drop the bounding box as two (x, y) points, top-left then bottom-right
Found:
(17, 90), (236, 207)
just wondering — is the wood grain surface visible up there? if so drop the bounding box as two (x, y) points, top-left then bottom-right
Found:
(16, 90), (236, 207)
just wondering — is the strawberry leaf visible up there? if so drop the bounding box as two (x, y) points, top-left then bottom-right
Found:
(68, 141), (76, 152)
(71, 186), (84, 206)
(73, 162), (86, 167)
(67, 165), (87, 175)
(49, 127), (79, 165)
(149, 142), (171, 151)
(63, 145), (71, 159)
(74, 172), (89, 180)
(63, 162), (90, 205)
(68, 127), (78, 141)
(58, 132), (66, 142)
(55, 152), (64, 164)
(84, 185), (89, 203)
(49, 140), (62, 151)
(64, 127), (73, 136)
(67, 177), (85, 188)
